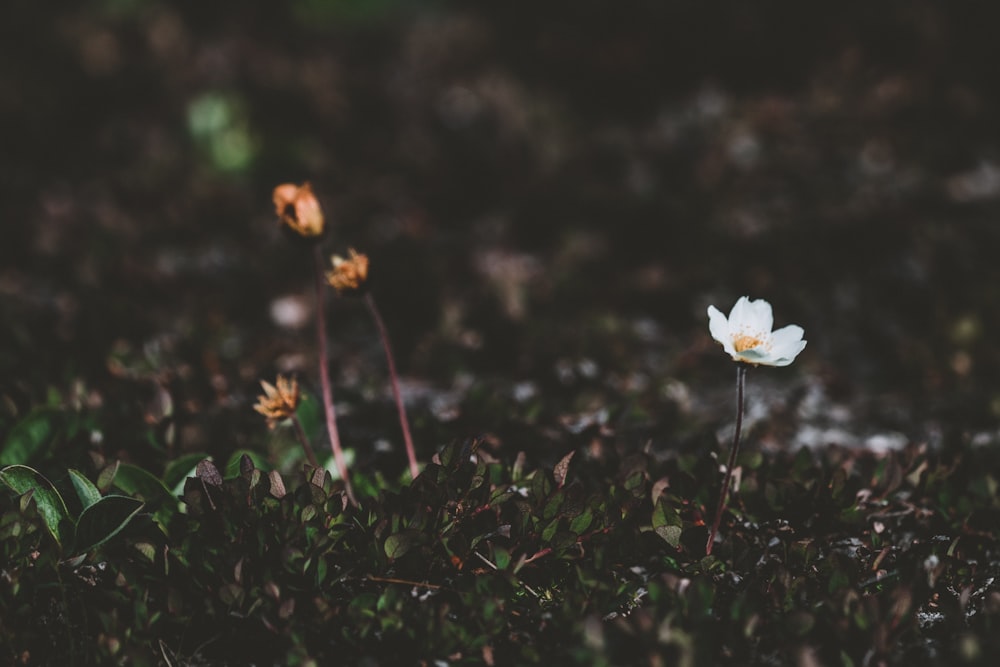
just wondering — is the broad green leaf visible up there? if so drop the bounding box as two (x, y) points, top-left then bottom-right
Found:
(384, 529), (423, 560)
(69, 469), (102, 510)
(0, 465), (73, 547)
(112, 463), (178, 528)
(113, 463), (175, 504)
(96, 460), (120, 493)
(73, 495), (144, 555)
(0, 409), (61, 466)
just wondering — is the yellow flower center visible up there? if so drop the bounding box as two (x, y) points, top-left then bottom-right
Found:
(732, 333), (765, 353)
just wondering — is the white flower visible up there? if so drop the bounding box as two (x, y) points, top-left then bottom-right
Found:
(707, 296), (806, 366)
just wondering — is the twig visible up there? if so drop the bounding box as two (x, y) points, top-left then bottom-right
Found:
(366, 575), (446, 591)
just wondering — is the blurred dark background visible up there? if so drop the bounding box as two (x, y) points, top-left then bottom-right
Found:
(2, 0), (1000, 473)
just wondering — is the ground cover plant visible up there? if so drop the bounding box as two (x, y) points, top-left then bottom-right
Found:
(4, 1), (1000, 665)
(3, 400), (1000, 665)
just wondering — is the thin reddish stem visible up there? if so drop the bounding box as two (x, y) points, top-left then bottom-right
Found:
(314, 246), (357, 506)
(706, 363), (747, 556)
(365, 292), (420, 480)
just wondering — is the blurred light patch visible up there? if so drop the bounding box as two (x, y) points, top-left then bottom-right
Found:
(946, 161), (1000, 202)
(270, 294), (311, 330)
(187, 92), (256, 173)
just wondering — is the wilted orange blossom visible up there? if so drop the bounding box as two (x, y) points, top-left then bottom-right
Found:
(254, 375), (301, 429)
(327, 249), (370, 294)
(272, 182), (325, 237)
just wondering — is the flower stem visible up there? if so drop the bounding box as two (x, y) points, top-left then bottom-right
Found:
(706, 364), (747, 556)
(365, 292), (420, 480)
(289, 414), (320, 469)
(314, 246), (357, 506)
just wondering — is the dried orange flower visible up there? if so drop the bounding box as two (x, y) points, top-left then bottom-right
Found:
(327, 248), (370, 294)
(254, 375), (301, 429)
(272, 182), (325, 238)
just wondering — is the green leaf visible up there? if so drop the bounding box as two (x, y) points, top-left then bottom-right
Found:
(652, 498), (683, 547)
(530, 470), (552, 500)
(96, 461), (120, 493)
(543, 489), (565, 520)
(73, 495), (145, 555)
(624, 469), (646, 494)
(437, 440), (463, 470)
(114, 463), (174, 503)
(0, 409), (61, 466)
(569, 509), (594, 535)
(384, 529), (423, 560)
(541, 517), (560, 542)
(493, 545), (511, 570)
(655, 524), (683, 548)
(0, 465), (73, 547)
(296, 393), (322, 441)
(69, 469), (102, 510)
(112, 463), (178, 528)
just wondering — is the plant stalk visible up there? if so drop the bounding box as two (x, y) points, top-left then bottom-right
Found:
(365, 292), (420, 480)
(290, 414), (320, 469)
(314, 246), (357, 506)
(706, 363), (747, 556)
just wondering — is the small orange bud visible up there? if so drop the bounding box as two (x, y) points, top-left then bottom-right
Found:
(272, 182), (325, 238)
(326, 248), (370, 295)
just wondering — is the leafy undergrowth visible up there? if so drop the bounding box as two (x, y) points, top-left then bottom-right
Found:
(2, 412), (1000, 666)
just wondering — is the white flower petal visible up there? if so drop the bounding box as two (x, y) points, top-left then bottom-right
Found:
(767, 326), (806, 366)
(775, 340), (807, 365)
(707, 306), (729, 344)
(736, 348), (769, 363)
(728, 297), (753, 330)
(769, 324), (805, 356)
(746, 298), (774, 334)
(707, 305), (737, 358)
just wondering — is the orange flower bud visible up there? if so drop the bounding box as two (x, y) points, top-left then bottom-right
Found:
(272, 182), (325, 238)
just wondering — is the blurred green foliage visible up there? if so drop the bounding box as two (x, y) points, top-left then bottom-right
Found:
(187, 93), (257, 174)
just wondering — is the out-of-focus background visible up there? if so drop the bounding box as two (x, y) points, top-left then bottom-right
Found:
(3, 0), (1000, 475)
